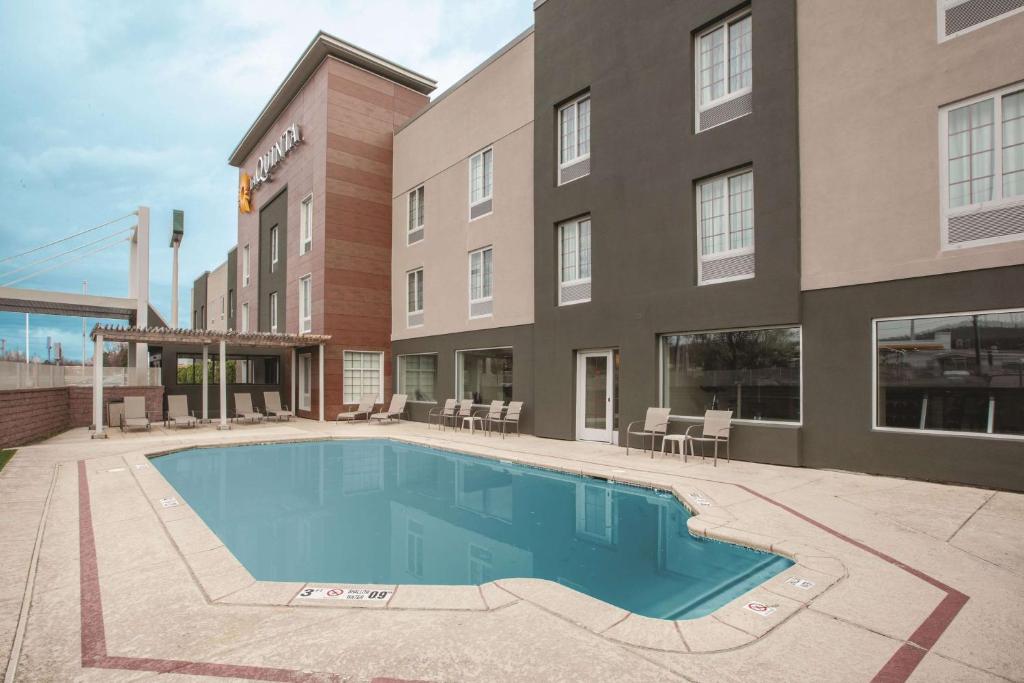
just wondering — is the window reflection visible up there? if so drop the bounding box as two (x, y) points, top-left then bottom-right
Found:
(876, 310), (1024, 435)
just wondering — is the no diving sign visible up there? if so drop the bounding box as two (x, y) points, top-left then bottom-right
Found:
(743, 601), (777, 617)
(297, 587), (392, 602)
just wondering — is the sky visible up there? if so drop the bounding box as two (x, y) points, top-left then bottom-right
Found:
(0, 0), (533, 362)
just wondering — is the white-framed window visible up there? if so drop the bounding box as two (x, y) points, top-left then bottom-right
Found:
(874, 308), (1024, 439)
(343, 350), (384, 404)
(298, 353), (312, 411)
(469, 148), (493, 213)
(270, 226), (279, 272)
(242, 244), (250, 287)
(558, 216), (592, 305)
(300, 194), (313, 255)
(407, 268), (423, 320)
(241, 303), (249, 333)
(696, 168), (755, 284)
(220, 295), (225, 318)
(938, 0), (1024, 41)
(469, 246), (493, 317)
(299, 274), (312, 334)
(407, 186), (425, 244)
(269, 292), (278, 333)
(398, 353), (437, 403)
(941, 83), (1024, 249)
(558, 94), (591, 180)
(695, 10), (752, 131)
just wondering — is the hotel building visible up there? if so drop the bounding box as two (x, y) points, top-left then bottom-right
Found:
(190, 1), (1024, 490)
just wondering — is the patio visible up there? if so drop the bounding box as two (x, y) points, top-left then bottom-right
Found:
(0, 419), (1021, 682)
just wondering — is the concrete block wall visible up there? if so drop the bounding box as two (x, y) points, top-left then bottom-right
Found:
(67, 386), (165, 428)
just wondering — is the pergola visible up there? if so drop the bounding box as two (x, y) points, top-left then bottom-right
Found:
(89, 325), (332, 437)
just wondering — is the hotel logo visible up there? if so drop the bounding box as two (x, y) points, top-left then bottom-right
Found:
(248, 123), (302, 193)
(239, 172), (252, 213)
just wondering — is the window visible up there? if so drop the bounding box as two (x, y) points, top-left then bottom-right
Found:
(469, 247), (493, 318)
(875, 309), (1024, 437)
(176, 354), (207, 385)
(942, 84), (1024, 248)
(695, 11), (753, 131)
(242, 245), (250, 286)
(407, 268), (424, 327)
(241, 303), (249, 332)
(469, 148), (493, 218)
(406, 519), (424, 577)
(939, 0), (1024, 40)
(299, 275), (311, 334)
(228, 289), (235, 320)
(558, 217), (592, 305)
(575, 483), (615, 544)
(176, 354), (279, 385)
(457, 347), (513, 404)
(661, 327), (801, 423)
(193, 310), (198, 330)
(407, 186), (425, 244)
(200, 305), (205, 328)
(344, 351), (383, 404)
(298, 353), (312, 411)
(269, 292), (278, 333)
(399, 354), (437, 402)
(220, 296), (225, 318)
(558, 94), (591, 184)
(270, 226), (279, 272)
(696, 168), (755, 284)
(300, 194), (313, 255)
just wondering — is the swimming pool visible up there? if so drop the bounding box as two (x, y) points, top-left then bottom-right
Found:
(153, 439), (791, 620)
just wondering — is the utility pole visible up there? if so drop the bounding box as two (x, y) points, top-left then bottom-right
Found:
(25, 313), (29, 365)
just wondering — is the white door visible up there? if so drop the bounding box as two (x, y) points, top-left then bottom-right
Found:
(298, 354), (312, 411)
(576, 350), (617, 442)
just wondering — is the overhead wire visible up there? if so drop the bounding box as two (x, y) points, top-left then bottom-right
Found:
(1, 236), (132, 287)
(0, 227), (135, 281)
(0, 212), (136, 265)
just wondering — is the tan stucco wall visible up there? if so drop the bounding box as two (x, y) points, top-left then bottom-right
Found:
(798, 1), (1024, 290)
(391, 32), (534, 341)
(205, 262), (228, 331)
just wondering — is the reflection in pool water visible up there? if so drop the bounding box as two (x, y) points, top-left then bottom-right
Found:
(153, 439), (791, 619)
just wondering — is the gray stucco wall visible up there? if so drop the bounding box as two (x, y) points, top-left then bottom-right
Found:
(801, 265), (1024, 491)
(190, 273), (208, 330)
(531, 0), (801, 463)
(227, 247), (238, 332)
(258, 188), (287, 333)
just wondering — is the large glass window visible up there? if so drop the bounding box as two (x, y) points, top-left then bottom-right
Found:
(559, 94), (591, 168)
(697, 13), (752, 107)
(470, 148), (493, 207)
(875, 310), (1024, 436)
(399, 354), (437, 403)
(661, 327), (801, 422)
(457, 347), (513, 404)
(344, 351), (383, 403)
(176, 354), (279, 385)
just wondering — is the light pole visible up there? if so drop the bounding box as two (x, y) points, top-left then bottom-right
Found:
(82, 280), (88, 369)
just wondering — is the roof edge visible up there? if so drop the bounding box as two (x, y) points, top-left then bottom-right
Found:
(228, 31), (437, 167)
(395, 26), (535, 136)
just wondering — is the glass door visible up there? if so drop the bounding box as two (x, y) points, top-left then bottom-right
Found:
(298, 353), (312, 411)
(576, 350), (616, 442)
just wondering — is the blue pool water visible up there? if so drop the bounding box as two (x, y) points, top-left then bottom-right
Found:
(153, 439), (791, 619)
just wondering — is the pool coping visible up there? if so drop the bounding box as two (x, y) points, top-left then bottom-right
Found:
(122, 434), (846, 655)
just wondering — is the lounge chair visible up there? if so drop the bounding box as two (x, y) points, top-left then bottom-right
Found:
(493, 401), (523, 438)
(480, 400), (506, 435)
(233, 393), (263, 424)
(428, 399), (458, 430)
(120, 396), (151, 432)
(625, 407), (671, 455)
(337, 394), (377, 423)
(452, 399), (474, 431)
(663, 409), (733, 466)
(370, 394), (407, 424)
(166, 395), (197, 429)
(263, 391), (293, 421)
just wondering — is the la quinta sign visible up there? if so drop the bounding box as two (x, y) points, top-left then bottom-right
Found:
(249, 123), (302, 191)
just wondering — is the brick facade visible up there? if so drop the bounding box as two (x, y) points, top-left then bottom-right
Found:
(0, 385), (164, 447)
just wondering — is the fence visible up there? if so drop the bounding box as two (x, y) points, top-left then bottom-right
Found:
(0, 361), (161, 390)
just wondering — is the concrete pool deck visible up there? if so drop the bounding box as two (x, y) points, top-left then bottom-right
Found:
(0, 420), (1022, 682)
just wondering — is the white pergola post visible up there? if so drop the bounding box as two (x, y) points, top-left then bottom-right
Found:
(291, 347), (297, 416)
(91, 334), (106, 438)
(201, 344), (209, 421)
(318, 344), (325, 423)
(218, 339), (228, 430)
